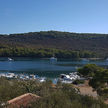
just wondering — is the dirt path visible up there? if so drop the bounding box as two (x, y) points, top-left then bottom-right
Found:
(73, 80), (98, 98)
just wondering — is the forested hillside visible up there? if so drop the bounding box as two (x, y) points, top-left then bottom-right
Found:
(0, 31), (108, 58)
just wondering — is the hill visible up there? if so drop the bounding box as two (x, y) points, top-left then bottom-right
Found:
(0, 31), (108, 58)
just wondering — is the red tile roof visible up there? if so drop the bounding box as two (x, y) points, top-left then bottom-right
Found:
(8, 93), (40, 108)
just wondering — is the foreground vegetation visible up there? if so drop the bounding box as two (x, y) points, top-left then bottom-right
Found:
(0, 64), (108, 107)
(0, 77), (108, 108)
(78, 64), (108, 99)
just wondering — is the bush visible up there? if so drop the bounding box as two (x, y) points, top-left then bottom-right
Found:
(73, 80), (85, 85)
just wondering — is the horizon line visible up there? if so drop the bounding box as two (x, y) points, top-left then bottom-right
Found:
(0, 30), (108, 35)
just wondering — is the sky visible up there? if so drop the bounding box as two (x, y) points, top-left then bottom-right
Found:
(0, 0), (108, 34)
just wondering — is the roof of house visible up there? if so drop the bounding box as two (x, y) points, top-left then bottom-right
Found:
(8, 93), (40, 108)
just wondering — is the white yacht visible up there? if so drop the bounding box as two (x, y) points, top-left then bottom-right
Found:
(59, 72), (80, 84)
(59, 74), (73, 83)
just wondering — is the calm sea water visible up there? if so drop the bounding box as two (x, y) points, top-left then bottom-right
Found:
(0, 57), (108, 78)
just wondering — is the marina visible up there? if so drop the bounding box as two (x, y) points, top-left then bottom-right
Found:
(0, 71), (82, 84)
(0, 57), (108, 79)
(0, 72), (46, 83)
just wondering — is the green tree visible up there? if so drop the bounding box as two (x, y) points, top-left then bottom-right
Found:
(78, 64), (104, 77)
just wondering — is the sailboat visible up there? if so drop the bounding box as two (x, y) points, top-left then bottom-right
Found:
(50, 54), (57, 64)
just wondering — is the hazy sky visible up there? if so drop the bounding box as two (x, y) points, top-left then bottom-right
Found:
(0, 0), (108, 34)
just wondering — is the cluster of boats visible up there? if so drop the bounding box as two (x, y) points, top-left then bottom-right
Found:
(59, 72), (81, 84)
(0, 72), (84, 84)
(0, 73), (46, 82)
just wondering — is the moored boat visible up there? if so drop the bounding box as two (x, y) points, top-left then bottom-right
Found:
(59, 72), (80, 84)
(8, 58), (13, 61)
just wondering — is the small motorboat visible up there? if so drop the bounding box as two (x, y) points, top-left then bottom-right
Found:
(6, 73), (15, 78)
(39, 77), (46, 82)
(8, 57), (13, 61)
